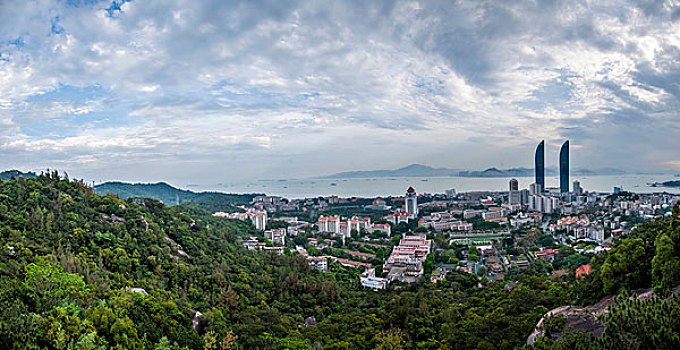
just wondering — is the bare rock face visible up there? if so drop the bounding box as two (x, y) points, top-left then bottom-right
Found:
(110, 214), (126, 222)
(526, 306), (604, 345)
(192, 311), (203, 332)
(140, 215), (150, 231)
(165, 237), (190, 258)
(305, 316), (318, 327)
(527, 287), (664, 345)
(125, 288), (149, 296)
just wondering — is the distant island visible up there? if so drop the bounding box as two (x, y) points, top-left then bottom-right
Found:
(321, 163), (627, 179)
(320, 164), (461, 179)
(0, 169), (37, 181)
(458, 167), (538, 177)
(94, 181), (261, 212)
(650, 180), (680, 188)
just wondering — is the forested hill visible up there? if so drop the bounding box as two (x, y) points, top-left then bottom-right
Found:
(0, 169), (37, 181)
(1, 174), (679, 349)
(94, 181), (260, 212)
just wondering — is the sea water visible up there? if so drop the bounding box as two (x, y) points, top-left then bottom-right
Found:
(206, 174), (680, 199)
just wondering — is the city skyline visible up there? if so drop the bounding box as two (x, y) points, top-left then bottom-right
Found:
(1, 0), (679, 185)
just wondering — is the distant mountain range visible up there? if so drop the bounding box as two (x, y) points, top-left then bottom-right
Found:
(320, 164), (462, 178)
(0, 170), (37, 181)
(459, 167), (627, 177)
(321, 164), (628, 179)
(650, 180), (680, 188)
(94, 181), (260, 211)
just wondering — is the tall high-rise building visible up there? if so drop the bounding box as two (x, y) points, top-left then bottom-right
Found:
(508, 178), (520, 204)
(560, 140), (569, 193)
(251, 211), (268, 231)
(405, 187), (418, 218)
(520, 189), (530, 205)
(573, 180), (583, 195)
(535, 140), (545, 193)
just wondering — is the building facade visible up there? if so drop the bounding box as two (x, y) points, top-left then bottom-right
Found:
(535, 140), (545, 193)
(509, 178), (520, 204)
(573, 180), (583, 195)
(405, 187), (418, 219)
(560, 140), (569, 193)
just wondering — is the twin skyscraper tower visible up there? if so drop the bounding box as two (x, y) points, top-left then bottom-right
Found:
(534, 140), (570, 193)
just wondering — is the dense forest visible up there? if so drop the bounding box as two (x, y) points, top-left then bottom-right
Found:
(1, 173), (679, 349)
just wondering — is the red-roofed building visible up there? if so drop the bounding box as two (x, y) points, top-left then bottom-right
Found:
(383, 235), (431, 284)
(575, 264), (591, 278)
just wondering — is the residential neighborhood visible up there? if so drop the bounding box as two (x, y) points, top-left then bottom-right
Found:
(209, 182), (680, 292)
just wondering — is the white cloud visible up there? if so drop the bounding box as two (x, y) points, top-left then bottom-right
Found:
(0, 0), (678, 182)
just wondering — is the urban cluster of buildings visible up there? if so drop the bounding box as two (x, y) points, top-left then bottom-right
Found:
(252, 194), (374, 213)
(549, 216), (604, 242)
(264, 228), (287, 245)
(272, 216), (310, 237)
(359, 234), (434, 290)
(386, 187), (418, 224)
(296, 246), (372, 272)
(418, 211), (473, 231)
(382, 235), (432, 284)
(209, 138), (680, 292)
(503, 140), (587, 214)
(213, 210), (268, 230)
(241, 237), (285, 254)
(316, 215), (391, 238)
(252, 195), (299, 212)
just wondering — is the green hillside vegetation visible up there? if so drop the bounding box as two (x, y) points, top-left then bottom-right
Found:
(94, 181), (260, 213)
(0, 173), (678, 349)
(535, 205), (680, 349)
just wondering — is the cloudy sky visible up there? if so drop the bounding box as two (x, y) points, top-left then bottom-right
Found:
(1, 0), (679, 185)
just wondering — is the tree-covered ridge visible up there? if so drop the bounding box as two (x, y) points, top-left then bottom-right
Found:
(534, 205), (680, 349)
(93, 181), (260, 213)
(0, 173), (678, 349)
(0, 169), (37, 181)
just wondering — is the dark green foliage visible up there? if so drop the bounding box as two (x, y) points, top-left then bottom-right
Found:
(600, 237), (649, 294)
(468, 218), (502, 230)
(652, 205), (680, 295)
(598, 210), (680, 295)
(537, 234), (559, 249)
(602, 295), (680, 349)
(540, 295), (680, 349)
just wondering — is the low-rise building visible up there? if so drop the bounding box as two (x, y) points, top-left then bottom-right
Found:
(463, 209), (484, 219)
(264, 228), (287, 246)
(307, 256), (328, 271)
(213, 210), (268, 230)
(386, 211), (411, 225)
(360, 268), (389, 290)
(242, 237), (266, 250)
(262, 246), (285, 254)
(482, 210), (504, 220)
(368, 223), (391, 236)
(382, 235), (431, 284)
